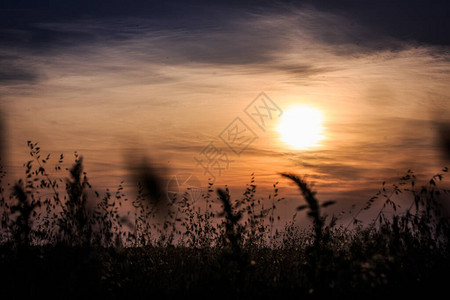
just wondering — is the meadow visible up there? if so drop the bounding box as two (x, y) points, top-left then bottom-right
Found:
(0, 141), (449, 299)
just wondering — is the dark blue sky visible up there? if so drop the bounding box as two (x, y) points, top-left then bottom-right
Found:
(2, 0), (450, 45)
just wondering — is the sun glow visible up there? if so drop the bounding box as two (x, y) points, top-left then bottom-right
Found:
(277, 105), (325, 149)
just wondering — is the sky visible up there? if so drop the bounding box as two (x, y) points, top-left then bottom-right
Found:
(1, 0), (450, 225)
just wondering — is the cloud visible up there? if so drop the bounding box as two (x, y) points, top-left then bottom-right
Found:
(4, 1), (445, 100)
(0, 3), (405, 82)
(0, 55), (39, 85)
(2, 1), (449, 67)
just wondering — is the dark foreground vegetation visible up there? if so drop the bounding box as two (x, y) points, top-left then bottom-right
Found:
(1, 142), (449, 299)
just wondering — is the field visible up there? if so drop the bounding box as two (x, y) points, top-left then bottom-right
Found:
(1, 142), (449, 299)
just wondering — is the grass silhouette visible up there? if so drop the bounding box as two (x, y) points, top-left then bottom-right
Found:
(0, 141), (449, 299)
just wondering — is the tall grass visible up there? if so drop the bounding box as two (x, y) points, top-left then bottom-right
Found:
(0, 141), (449, 298)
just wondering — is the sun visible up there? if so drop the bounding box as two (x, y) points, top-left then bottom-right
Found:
(277, 105), (325, 149)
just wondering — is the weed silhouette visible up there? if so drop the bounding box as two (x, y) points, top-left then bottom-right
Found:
(0, 142), (449, 299)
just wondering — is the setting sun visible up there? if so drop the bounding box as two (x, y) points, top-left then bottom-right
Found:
(277, 105), (325, 149)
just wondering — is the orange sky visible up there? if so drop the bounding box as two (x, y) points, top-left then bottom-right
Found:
(1, 4), (450, 226)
